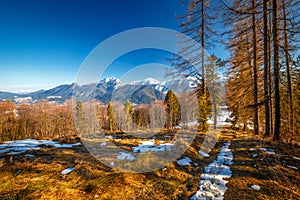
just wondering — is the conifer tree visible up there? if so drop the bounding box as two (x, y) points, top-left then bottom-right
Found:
(164, 90), (181, 129)
(107, 102), (116, 132)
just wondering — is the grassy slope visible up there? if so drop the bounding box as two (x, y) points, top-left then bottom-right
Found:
(0, 129), (299, 199)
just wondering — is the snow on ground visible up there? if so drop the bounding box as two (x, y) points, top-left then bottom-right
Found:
(0, 139), (81, 156)
(177, 157), (192, 166)
(293, 156), (300, 161)
(191, 142), (233, 200)
(259, 147), (276, 155)
(117, 152), (135, 161)
(61, 167), (74, 175)
(133, 140), (173, 153)
(199, 150), (210, 158)
(251, 185), (261, 191)
(286, 165), (298, 170)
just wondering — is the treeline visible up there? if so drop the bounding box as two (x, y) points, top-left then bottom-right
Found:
(0, 90), (196, 141)
(173, 0), (300, 141)
(75, 90), (186, 135)
(0, 99), (75, 141)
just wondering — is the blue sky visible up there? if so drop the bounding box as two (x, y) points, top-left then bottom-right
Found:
(0, 0), (227, 92)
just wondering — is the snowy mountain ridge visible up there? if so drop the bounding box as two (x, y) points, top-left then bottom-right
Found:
(0, 76), (201, 104)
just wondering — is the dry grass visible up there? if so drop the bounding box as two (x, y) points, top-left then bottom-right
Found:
(225, 132), (300, 200)
(0, 129), (299, 199)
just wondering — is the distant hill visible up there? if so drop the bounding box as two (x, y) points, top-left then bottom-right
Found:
(0, 77), (200, 105)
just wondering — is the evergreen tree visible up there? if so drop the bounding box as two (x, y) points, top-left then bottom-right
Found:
(198, 94), (211, 132)
(75, 100), (83, 134)
(164, 90), (181, 129)
(206, 54), (223, 130)
(124, 99), (133, 131)
(107, 102), (116, 132)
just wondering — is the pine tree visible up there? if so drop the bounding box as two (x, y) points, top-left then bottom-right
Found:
(124, 99), (133, 131)
(198, 94), (211, 131)
(206, 54), (223, 130)
(164, 90), (181, 129)
(107, 102), (116, 132)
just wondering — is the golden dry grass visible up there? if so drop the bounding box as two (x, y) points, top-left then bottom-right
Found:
(0, 129), (299, 199)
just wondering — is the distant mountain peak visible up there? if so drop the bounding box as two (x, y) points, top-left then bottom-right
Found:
(129, 77), (161, 85)
(102, 77), (121, 83)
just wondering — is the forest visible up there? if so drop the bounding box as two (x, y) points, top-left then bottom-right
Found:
(0, 0), (299, 199)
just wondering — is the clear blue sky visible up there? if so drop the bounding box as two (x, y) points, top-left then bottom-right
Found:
(0, 0), (227, 92)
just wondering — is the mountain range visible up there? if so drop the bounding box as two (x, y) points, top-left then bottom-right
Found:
(0, 77), (200, 105)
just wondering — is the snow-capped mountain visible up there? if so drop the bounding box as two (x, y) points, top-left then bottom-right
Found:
(0, 76), (201, 105)
(129, 78), (161, 86)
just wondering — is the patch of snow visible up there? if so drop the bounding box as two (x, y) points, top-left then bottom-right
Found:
(130, 77), (161, 85)
(177, 157), (192, 166)
(187, 121), (198, 126)
(260, 148), (276, 155)
(14, 97), (32, 104)
(286, 165), (298, 170)
(252, 154), (258, 158)
(53, 144), (74, 148)
(0, 143), (9, 148)
(293, 156), (300, 161)
(61, 167), (74, 175)
(251, 185), (261, 191)
(104, 135), (116, 139)
(199, 149), (210, 158)
(249, 148), (256, 151)
(110, 162), (116, 167)
(0, 139), (82, 156)
(25, 154), (35, 158)
(247, 124), (254, 130)
(47, 96), (62, 99)
(191, 142), (233, 200)
(117, 152), (135, 161)
(133, 140), (173, 153)
(100, 142), (107, 146)
(7, 151), (24, 155)
(72, 142), (81, 146)
(194, 162), (198, 167)
(0, 149), (9, 154)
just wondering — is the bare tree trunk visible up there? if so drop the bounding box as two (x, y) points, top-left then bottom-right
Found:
(281, 0), (294, 134)
(263, 0), (270, 137)
(252, 0), (259, 135)
(201, 0), (206, 95)
(268, 8), (274, 135)
(273, 0), (281, 141)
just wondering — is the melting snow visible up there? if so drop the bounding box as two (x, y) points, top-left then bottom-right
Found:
(177, 157), (192, 166)
(25, 154), (35, 158)
(259, 148), (276, 155)
(0, 139), (81, 156)
(133, 140), (173, 153)
(286, 165), (298, 170)
(61, 167), (74, 175)
(191, 142), (233, 200)
(199, 149), (210, 158)
(100, 142), (107, 146)
(293, 156), (300, 161)
(117, 152), (135, 161)
(251, 185), (261, 191)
